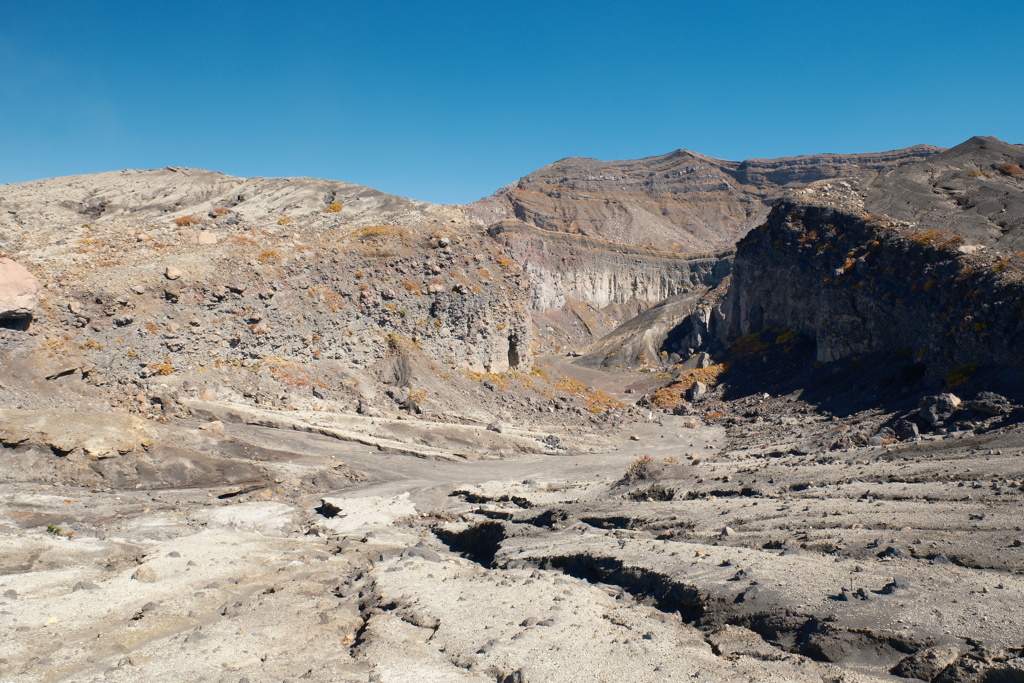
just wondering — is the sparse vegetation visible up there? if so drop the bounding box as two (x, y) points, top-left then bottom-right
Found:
(149, 357), (174, 376)
(999, 162), (1024, 176)
(257, 250), (282, 264)
(905, 229), (965, 251)
(46, 523), (73, 538)
(946, 362), (979, 388)
(324, 202), (344, 213)
(173, 215), (201, 227)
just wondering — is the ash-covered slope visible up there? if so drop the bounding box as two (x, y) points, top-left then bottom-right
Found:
(863, 136), (1024, 253)
(469, 144), (941, 252)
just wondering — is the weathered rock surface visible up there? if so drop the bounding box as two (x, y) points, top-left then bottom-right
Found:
(0, 258), (40, 319)
(487, 218), (731, 352)
(864, 136), (1024, 253)
(4, 139), (1024, 683)
(576, 291), (709, 368)
(722, 177), (1024, 380)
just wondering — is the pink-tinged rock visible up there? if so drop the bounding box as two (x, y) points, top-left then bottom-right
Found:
(189, 231), (217, 245)
(165, 266), (182, 280)
(0, 258), (40, 319)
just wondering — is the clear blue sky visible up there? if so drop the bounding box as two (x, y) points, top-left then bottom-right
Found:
(2, 1), (1022, 204)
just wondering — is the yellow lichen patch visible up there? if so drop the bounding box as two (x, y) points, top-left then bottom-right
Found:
(554, 375), (624, 414)
(651, 364), (728, 411)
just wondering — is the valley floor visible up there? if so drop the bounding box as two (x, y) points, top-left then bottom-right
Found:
(3, 380), (1024, 683)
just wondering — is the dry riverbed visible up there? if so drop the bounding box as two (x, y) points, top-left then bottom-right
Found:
(3, 407), (1024, 682)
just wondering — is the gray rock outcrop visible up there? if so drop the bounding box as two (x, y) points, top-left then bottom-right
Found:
(722, 172), (1024, 380)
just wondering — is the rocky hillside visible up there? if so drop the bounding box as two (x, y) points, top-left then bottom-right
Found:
(0, 168), (637, 457)
(469, 144), (941, 252)
(722, 153), (1024, 383)
(863, 136), (1024, 253)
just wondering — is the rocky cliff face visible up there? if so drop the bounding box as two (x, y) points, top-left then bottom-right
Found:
(486, 219), (732, 352)
(469, 145), (941, 252)
(487, 220), (731, 312)
(722, 180), (1024, 381)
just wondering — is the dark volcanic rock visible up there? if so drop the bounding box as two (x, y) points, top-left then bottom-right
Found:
(722, 169), (1024, 383)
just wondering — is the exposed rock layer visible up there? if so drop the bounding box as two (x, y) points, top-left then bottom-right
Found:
(723, 182), (1024, 380)
(487, 219), (731, 313)
(470, 145), (942, 252)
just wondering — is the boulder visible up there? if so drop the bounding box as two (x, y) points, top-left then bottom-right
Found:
(918, 393), (961, 426)
(680, 352), (712, 371)
(686, 381), (708, 402)
(0, 258), (40, 319)
(964, 392), (1011, 416)
(890, 645), (961, 681)
(894, 419), (920, 440)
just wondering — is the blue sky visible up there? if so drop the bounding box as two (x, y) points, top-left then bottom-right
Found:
(2, 1), (1022, 204)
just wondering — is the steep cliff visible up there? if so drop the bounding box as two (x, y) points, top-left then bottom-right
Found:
(723, 181), (1024, 381)
(487, 220), (731, 312)
(470, 145), (941, 252)
(486, 219), (732, 350)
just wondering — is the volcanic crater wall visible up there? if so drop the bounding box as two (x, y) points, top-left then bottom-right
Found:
(487, 220), (733, 314)
(723, 191), (1024, 379)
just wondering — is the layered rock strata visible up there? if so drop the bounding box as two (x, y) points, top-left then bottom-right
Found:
(470, 145), (942, 252)
(487, 219), (731, 313)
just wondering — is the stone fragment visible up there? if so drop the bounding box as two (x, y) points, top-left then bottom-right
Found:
(486, 421), (504, 434)
(894, 419), (920, 440)
(164, 266), (182, 280)
(890, 645), (962, 681)
(686, 381), (707, 401)
(402, 545), (441, 563)
(680, 352), (712, 371)
(132, 565), (157, 583)
(0, 258), (40, 319)
(199, 420), (226, 437)
(736, 585), (759, 603)
(877, 546), (906, 559)
(965, 392), (1011, 416)
(881, 574), (911, 594)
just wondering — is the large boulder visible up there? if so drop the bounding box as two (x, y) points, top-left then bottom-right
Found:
(918, 393), (961, 426)
(0, 258), (40, 319)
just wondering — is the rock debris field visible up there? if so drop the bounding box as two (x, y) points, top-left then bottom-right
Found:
(5, 399), (1024, 682)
